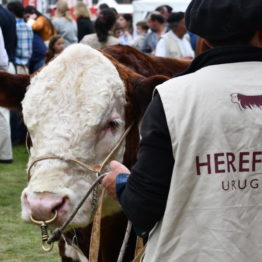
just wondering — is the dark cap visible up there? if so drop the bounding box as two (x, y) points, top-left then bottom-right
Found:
(167, 12), (184, 24)
(185, 0), (262, 42)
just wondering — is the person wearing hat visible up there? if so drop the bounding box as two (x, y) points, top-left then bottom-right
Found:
(155, 12), (195, 59)
(102, 0), (262, 261)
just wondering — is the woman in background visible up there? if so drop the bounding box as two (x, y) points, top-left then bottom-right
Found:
(52, 0), (77, 47)
(74, 2), (94, 42)
(81, 8), (120, 49)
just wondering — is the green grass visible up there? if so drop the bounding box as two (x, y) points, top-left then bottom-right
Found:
(0, 145), (59, 262)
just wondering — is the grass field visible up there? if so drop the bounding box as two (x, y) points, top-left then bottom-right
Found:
(0, 145), (59, 262)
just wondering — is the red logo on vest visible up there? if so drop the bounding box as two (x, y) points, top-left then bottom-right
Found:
(231, 93), (262, 110)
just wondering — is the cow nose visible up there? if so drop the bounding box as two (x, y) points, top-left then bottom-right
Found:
(23, 192), (68, 222)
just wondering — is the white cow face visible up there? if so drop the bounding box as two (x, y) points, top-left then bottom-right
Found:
(231, 93), (239, 103)
(21, 44), (126, 229)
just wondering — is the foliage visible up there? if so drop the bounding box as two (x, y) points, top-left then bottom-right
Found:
(0, 145), (59, 262)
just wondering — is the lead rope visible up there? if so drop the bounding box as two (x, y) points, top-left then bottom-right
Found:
(89, 188), (106, 262)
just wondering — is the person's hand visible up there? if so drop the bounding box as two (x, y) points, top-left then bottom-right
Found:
(102, 161), (130, 199)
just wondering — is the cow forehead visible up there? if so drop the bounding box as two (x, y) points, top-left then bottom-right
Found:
(22, 44), (126, 131)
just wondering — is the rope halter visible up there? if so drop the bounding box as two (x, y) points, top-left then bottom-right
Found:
(28, 123), (134, 252)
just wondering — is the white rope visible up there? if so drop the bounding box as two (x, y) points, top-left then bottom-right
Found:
(117, 220), (132, 262)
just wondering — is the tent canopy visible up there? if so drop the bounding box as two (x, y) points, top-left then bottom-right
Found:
(132, 0), (191, 26)
(97, 0), (133, 14)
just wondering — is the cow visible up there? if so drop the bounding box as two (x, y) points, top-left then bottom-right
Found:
(101, 45), (191, 77)
(231, 93), (262, 110)
(0, 44), (169, 262)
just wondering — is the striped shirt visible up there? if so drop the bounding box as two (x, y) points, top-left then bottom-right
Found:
(15, 18), (33, 66)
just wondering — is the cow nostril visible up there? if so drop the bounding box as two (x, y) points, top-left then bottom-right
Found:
(52, 196), (69, 214)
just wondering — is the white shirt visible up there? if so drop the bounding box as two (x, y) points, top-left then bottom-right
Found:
(0, 27), (8, 71)
(156, 31), (195, 58)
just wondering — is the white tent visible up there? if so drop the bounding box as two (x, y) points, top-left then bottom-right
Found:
(97, 0), (133, 14)
(132, 0), (191, 26)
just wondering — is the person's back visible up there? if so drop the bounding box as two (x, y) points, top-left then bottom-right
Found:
(52, 17), (77, 47)
(81, 8), (119, 49)
(143, 0), (262, 261)
(7, 1), (33, 74)
(76, 17), (94, 42)
(74, 2), (94, 42)
(52, 0), (77, 47)
(80, 33), (119, 49)
(102, 0), (262, 261)
(29, 32), (47, 73)
(145, 57), (262, 262)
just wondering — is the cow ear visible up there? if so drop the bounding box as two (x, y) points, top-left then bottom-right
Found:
(0, 71), (30, 110)
(133, 75), (169, 116)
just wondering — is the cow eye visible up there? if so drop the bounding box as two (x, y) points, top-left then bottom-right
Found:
(108, 119), (119, 129)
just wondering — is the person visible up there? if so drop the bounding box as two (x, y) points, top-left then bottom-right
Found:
(0, 27), (12, 164)
(155, 12), (195, 59)
(45, 35), (65, 64)
(52, 0), (77, 48)
(98, 3), (109, 14)
(23, 7), (47, 73)
(80, 8), (120, 49)
(74, 2), (94, 42)
(24, 5), (55, 44)
(0, 4), (17, 73)
(117, 13), (133, 45)
(155, 4), (172, 31)
(28, 31), (47, 73)
(141, 12), (166, 56)
(102, 0), (262, 261)
(112, 22), (124, 39)
(7, 1), (33, 74)
(0, 27), (8, 72)
(131, 20), (149, 51)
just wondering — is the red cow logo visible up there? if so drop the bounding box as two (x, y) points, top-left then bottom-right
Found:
(231, 93), (262, 110)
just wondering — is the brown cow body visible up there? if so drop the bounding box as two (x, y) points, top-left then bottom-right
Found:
(101, 45), (191, 77)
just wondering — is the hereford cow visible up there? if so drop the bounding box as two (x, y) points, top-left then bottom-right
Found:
(231, 93), (262, 110)
(101, 45), (191, 77)
(0, 44), (169, 262)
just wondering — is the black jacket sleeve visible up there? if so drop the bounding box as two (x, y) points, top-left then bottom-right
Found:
(118, 92), (174, 236)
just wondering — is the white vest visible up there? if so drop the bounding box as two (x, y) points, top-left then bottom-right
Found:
(143, 62), (262, 262)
